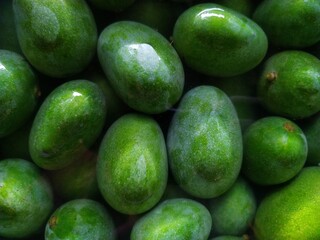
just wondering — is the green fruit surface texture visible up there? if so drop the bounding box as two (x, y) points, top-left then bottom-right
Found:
(29, 80), (106, 170)
(131, 198), (212, 240)
(253, 0), (320, 48)
(98, 21), (184, 114)
(97, 113), (168, 214)
(0, 50), (38, 138)
(173, 3), (268, 77)
(0, 159), (53, 239)
(167, 85), (243, 198)
(253, 167), (320, 240)
(13, 0), (97, 77)
(242, 116), (307, 185)
(209, 177), (256, 236)
(45, 199), (115, 240)
(257, 51), (320, 119)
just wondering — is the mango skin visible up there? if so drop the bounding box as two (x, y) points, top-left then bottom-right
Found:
(253, 167), (320, 240)
(13, 0), (97, 78)
(98, 21), (184, 114)
(45, 199), (115, 240)
(97, 113), (168, 215)
(242, 117), (307, 185)
(173, 3), (268, 77)
(167, 86), (243, 198)
(253, 0), (320, 48)
(131, 198), (212, 240)
(0, 159), (53, 239)
(257, 51), (320, 119)
(0, 50), (38, 138)
(29, 80), (106, 170)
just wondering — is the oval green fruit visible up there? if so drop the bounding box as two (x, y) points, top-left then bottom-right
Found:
(45, 199), (115, 240)
(253, 167), (320, 240)
(0, 50), (38, 138)
(98, 21), (184, 114)
(29, 80), (106, 170)
(173, 3), (268, 77)
(131, 198), (212, 240)
(257, 51), (320, 119)
(13, 0), (97, 78)
(0, 159), (53, 239)
(97, 113), (168, 214)
(167, 85), (243, 198)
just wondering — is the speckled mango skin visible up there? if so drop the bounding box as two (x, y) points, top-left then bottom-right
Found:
(13, 0), (97, 78)
(89, 0), (135, 12)
(98, 21), (184, 114)
(0, 159), (53, 239)
(253, 167), (320, 240)
(167, 86), (243, 198)
(131, 198), (212, 240)
(253, 0), (320, 48)
(0, 50), (38, 138)
(45, 199), (115, 240)
(97, 113), (168, 215)
(257, 51), (320, 119)
(29, 80), (106, 170)
(172, 3), (268, 77)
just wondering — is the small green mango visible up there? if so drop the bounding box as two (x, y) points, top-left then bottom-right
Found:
(98, 21), (184, 114)
(173, 3), (268, 77)
(97, 113), (168, 214)
(13, 0), (97, 78)
(253, 167), (320, 240)
(45, 199), (115, 240)
(0, 159), (53, 239)
(131, 198), (212, 240)
(29, 80), (106, 170)
(0, 50), (38, 138)
(167, 85), (243, 198)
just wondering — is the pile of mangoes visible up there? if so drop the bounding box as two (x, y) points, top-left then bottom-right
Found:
(1, 0), (320, 239)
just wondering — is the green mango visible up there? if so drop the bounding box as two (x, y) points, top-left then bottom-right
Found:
(98, 21), (184, 114)
(173, 3), (268, 77)
(29, 80), (106, 170)
(97, 113), (168, 214)
(242, 116), (307, 185)
(213, 0), (254, 17)
(211, 236), (246, 240)
(13, 0), (97, 78)
(257, 51), (320, 119)
(89, 0), (136, 12)
(0, 50), (39, 138)
(167, 86), (243, 198)
(208, 177), (256, 236)
(0, 159), (53, 239)
(45, 199), (115, 240)
(253, 0), (320, 48)
(131, 198), (212, 240)
(253, 167), (320, 240)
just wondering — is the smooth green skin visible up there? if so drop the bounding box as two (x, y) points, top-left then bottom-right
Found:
(253, 167), (320, 240)
(253, 0), (320, 48)
(167, 86), (243, 198)
(301, 113), (320, 165)
(257, 51), (320, 119)
(242, 117), (307, 185)
(29, 80), (106, 170)
(209, 177), (256, 236)
(45, 199), (115, 240)
(0, 159), (53, 239)
(0, 50), (38, 138)
(98, 21), (184, 114)
(97, 113), (168, 214)
(213, 0), (254, 17)
(131, 198), (212, 240)
(0, 0), (22, 54)
(48, 150), (99, 201)
(173, 3), (268, 77)
(211, 236), (244, 240)
(89, 0), (135, 12)
(13, 0), (97, 78)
